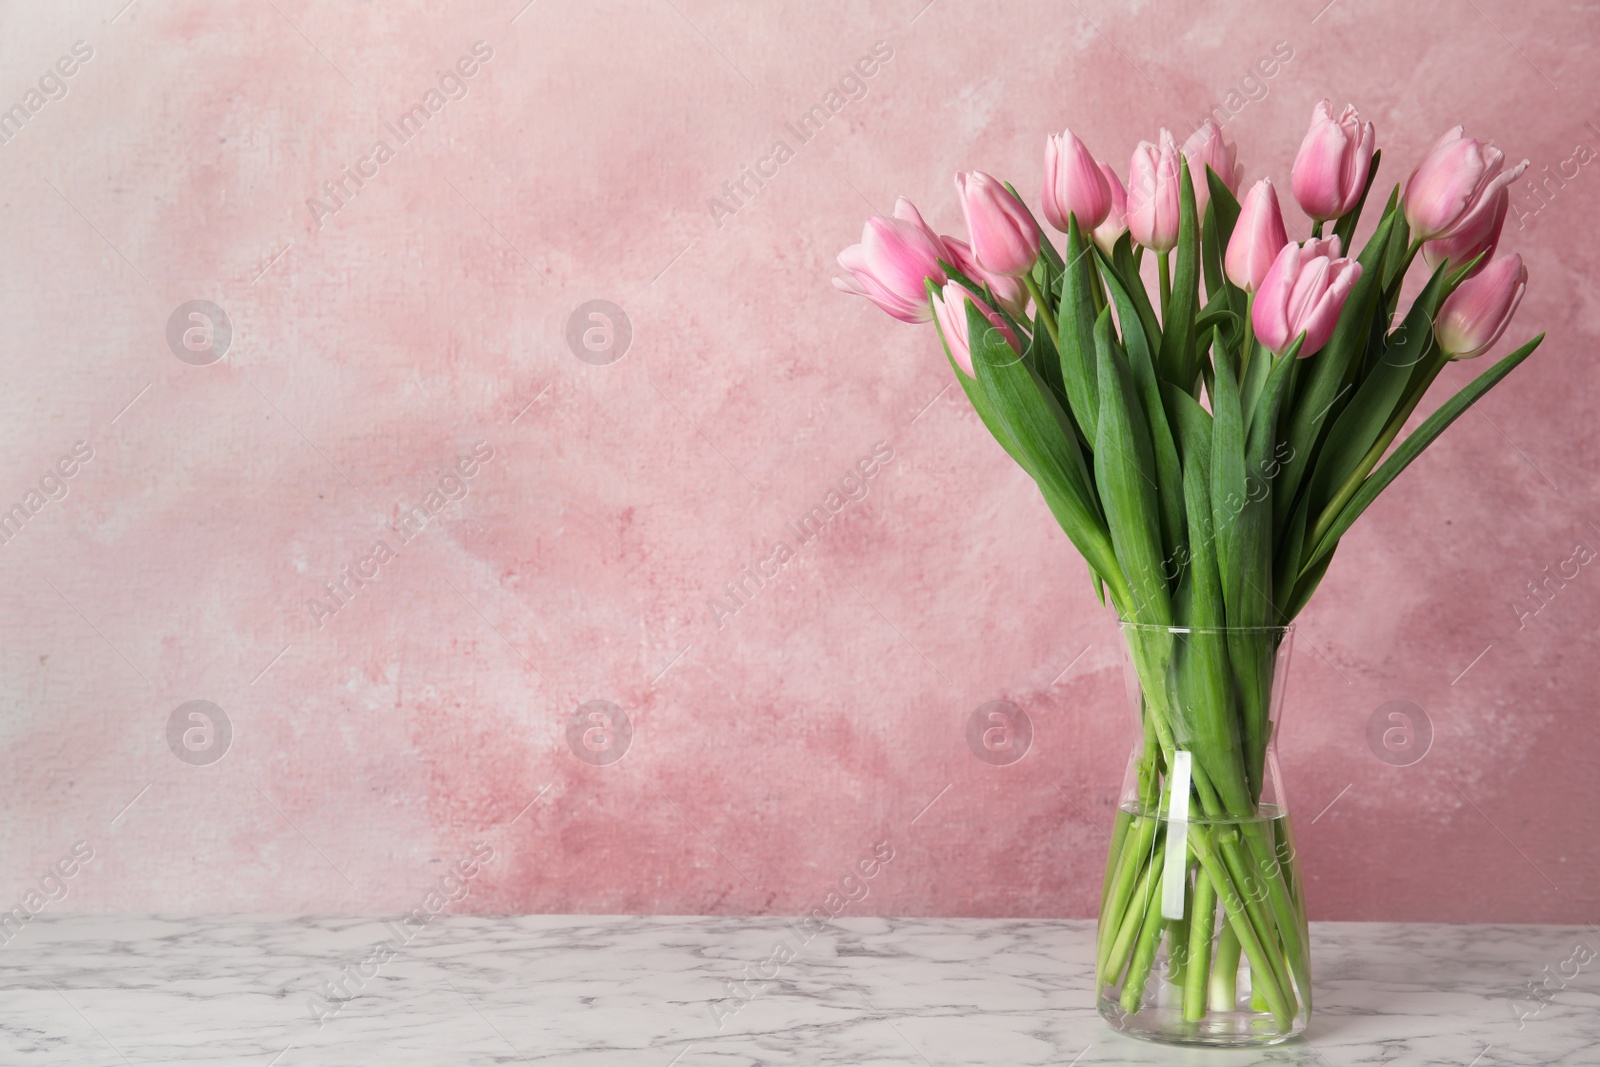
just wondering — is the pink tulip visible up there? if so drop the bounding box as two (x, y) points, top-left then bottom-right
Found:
(1252, 236), (1363, 357)
(1127, 130), (1183, 253)
(1092, 162), (1128, 255)
(1043, 129), (1113, 232)
(954, 171), (1040, 277)
(1226, 178), (1290, 293)
(940, 235), (1029, 319)
(1403, 126), (1529, 241)
(1434, 253), (1527, 359)
(1290, 100), (1375, 223)
(833, 197), (949, 323)
(1182, 120), (1243, 217)
(1421, 181), (1509, 276)
(933, 280), (1021, 376)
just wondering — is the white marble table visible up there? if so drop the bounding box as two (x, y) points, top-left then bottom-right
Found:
(2, 916), (1595, 1065)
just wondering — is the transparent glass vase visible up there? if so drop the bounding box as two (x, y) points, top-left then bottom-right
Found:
(1095, 624), (1309, 1047)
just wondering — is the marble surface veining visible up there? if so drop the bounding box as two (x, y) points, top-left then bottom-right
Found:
(1, 916), (1596, 1066)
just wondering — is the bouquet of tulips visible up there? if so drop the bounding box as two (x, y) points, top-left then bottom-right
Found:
(834, 103), (1539, 1035)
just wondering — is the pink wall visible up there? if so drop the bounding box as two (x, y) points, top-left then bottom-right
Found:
(0, 0), (1595, 924)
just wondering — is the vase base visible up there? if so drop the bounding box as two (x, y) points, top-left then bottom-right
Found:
(1098, 995), (1305, 1047)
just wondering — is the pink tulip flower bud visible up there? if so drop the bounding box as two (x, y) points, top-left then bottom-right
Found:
(1252, 236), (1363, 357)
(1434, 253), (1527, 360)
(940, 235), (1029, 320)
(1182, 120), (1243, 217)
(1421, 181), (1510, 277)
(1043, 129), (1113, 233)
(1092, 162), (1128, 256)
(1226, 178), (1290, 293)
(1127, 130), (1183, 253)
(1404, 126), (1530, 241)
(933, 280), (1021, 376)
(1290, 100), (1375, 223)
(832, 197), (950, 323)
(953, 171), (1040, 278)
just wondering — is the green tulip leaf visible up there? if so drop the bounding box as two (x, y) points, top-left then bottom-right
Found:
(1300, 333), (1546, 573)
(1102, 261), (1185, 558)
(1105, 236), (1162, 356)
(1158, 161), (1201, 388)
(1304, 259), (1453, 519)
(1093, 306), (1170, 624)
(1057, 216), (1102, 446)
(964, 299), (1128, 606)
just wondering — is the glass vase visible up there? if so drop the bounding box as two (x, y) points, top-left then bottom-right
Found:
(1095, 623), (1309, 1047)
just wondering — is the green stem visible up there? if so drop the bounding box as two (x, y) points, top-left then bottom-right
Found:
(1121, 635), (1232, 817)
(1311, 220), (1324, 239)
(1396, 237), (1422, 281)
(1184, 869), (1218, 1020)
(1165, 869), (1193, 988)
(1096, 813), (1157, 981)
(1239, 290), (1256, 386)
(1383, 238), (1425, 318)
(1238, 820), (1311, 1013)
(1120, 860), (1172, 1014)
(1192, 826), (1295, 1027)
(1274, 817), (1300, 908)
(1100, 809), (1132, 916)
(1105, 847), (1161, 991)
(1022, 273), (1058, 349)
(1210, 920), (1241, 1011)
(1157, 252), (1172, 323)
(1217, 831), (1298, 1020)
(1096, 729), (1162, 980)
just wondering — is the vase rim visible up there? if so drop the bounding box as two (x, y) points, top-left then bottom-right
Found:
(1117, 621), (1296, 636)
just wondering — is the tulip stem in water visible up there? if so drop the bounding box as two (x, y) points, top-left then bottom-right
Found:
(1184, 870), (1218, 1020)
(1210, 921), (1242, 1011)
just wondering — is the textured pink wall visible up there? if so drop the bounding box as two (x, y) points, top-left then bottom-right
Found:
(0, 0), (1595, 924)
